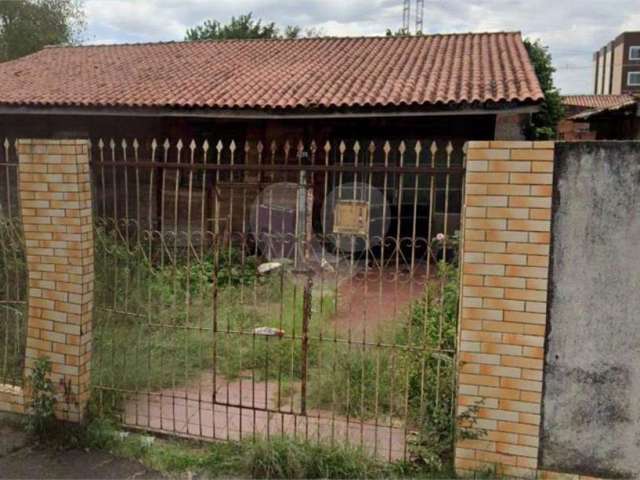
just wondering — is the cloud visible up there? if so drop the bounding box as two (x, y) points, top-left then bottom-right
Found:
(83, 0), (639, 94)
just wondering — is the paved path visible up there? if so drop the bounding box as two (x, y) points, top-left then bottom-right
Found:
(123, 373), (408, 462)
(120, 267), (429, 462)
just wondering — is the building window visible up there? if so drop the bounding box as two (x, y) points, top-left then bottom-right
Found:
(630, 46), (640, 60)
(628, 72), (640, 86)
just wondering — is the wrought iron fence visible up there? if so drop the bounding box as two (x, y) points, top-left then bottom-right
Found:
(90, 136), (465, 463)
(0, 138), (27, 386)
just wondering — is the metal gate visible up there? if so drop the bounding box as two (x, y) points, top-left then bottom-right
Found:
(90, 137), (465, 463)
(0, 139), (27, 388)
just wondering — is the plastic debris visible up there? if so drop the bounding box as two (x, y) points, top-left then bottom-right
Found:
(257, 262), (282, 274)
(253, 327), (285, 337)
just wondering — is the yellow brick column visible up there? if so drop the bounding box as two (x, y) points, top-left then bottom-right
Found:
(455, 140), (554, 477)
(17, 139), (94, 423)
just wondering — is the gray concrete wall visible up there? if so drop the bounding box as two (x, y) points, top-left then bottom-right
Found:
(540, 142), (640, 478)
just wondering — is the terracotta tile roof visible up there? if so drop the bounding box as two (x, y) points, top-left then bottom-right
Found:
(562, 94), (637, 109)
(0, 32), (543, 112)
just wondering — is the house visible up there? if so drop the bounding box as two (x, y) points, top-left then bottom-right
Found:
(593, 31), (640, 95)
(558, 94), (639, 140)
(0, 33), (541, 141)
(0, 32), (543, 254)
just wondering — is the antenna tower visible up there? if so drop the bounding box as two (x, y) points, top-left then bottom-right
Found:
(402, 0), (411, 33)
(415, 0), (424, 33)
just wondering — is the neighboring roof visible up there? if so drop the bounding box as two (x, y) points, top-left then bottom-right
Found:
(0, 33), (543, 113)
(562, 94), (637, 110)
(562, 94), (638, 121)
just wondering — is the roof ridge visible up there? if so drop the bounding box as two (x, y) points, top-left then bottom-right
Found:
(44, 31), (523, 50)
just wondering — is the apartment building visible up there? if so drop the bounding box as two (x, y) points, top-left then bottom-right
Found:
(593, 31), (640, 94)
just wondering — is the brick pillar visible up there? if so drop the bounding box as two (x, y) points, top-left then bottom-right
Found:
(455, 141), (554, 477)
(17, 139), (94, 422)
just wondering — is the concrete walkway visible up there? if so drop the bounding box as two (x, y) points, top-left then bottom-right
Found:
(123, 373), (408, 462)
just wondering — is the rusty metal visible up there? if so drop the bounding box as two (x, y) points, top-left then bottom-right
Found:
(88, 136), (465, 463)
(89, 160), (463, 175)
(300, 273), (313, 415)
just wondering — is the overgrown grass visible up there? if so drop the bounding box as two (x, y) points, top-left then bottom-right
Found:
(81, 417), (456, 479)
(305, 262), (461, 469)
(0, 218), (27, 385)
(91, 227), (472, 471)
(92, 226), (335, 401)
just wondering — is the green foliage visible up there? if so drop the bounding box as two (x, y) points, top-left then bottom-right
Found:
(0, 0), (85, 61)
(523, 38), (565, 140)
(385, 28), (424, 37)
(92, 228), (334, 408)
(0, 226), (27, 384)
(307, 260), (481, 471)
(24, 357), (56, 437)
(186, 13), (278, 41)
(84, 421), (387, 479)
(242, 437), (383, 479)
(91, 229), (476, 473)
(185, 12), (322, 41)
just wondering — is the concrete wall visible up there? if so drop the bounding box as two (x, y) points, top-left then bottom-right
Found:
(540, 142), (640, 478)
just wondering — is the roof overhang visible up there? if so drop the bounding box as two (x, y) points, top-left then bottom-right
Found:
(568, 102), (638, 121)
(0, 103), (540, 120)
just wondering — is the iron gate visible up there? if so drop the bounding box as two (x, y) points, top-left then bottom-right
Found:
(90, 137), (465, 462)
(0, 138), (27, 387)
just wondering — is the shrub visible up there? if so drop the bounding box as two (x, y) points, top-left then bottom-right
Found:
(24, 356), (57, 438)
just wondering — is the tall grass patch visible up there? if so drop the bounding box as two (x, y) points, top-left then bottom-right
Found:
(0, 217), (27, 385)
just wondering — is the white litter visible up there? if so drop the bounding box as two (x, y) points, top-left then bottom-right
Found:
(321, 258), (335, 273)
(257, 262), (282, 274)
(253, 327), (285, 337)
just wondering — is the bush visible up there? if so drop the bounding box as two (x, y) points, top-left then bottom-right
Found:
(24, 357), (56, 438)
(306, 260), (470, 470)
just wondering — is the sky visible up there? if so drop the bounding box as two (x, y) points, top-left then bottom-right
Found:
(82, 0), (640, 95)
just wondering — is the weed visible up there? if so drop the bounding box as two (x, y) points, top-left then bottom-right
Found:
(0, 218), (27, 385)
(24, 357), (56, 438)
(89, 229), (473, 473)
(242, 436), (384, 479)
(81, 419), (389, 479)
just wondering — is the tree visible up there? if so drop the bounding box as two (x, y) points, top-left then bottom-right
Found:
(185, 12), (322, 41)
(0, 0), (85, 62)
(385, 28), (422, 37)
(523, 39), (564, 140)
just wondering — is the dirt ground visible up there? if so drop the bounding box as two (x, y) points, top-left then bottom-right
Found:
(0, 415), (162, 479)
(331, 263), (428, 341)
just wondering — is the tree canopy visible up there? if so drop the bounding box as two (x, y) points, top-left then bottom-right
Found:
(185, 13), (321, 41)
(523, 38), (564, 140)
(0, 0), (85, 62)
(385, 28), (422, 37)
